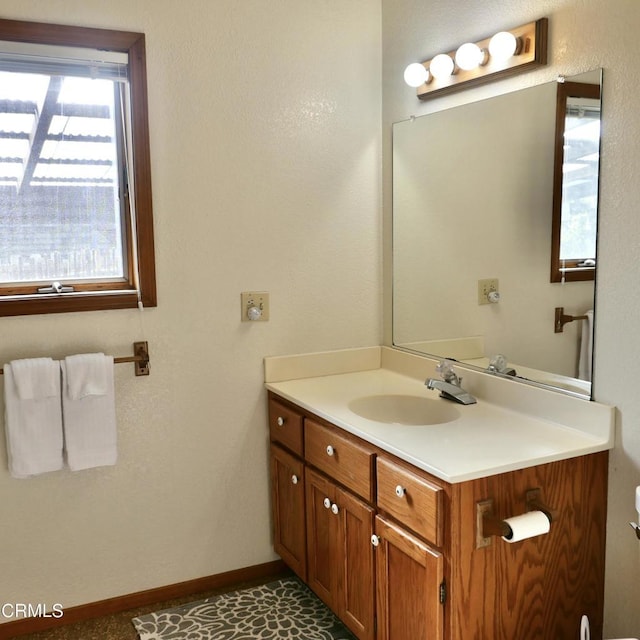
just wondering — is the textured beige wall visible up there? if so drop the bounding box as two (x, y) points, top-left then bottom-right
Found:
(382, 1), (640, 636)
(3, 1), (639, 636)
(0, 0), (381, 616)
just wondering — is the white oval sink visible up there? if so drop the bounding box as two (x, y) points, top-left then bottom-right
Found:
(348, 394), (460, 426)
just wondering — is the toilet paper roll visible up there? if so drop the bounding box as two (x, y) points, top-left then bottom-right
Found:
(501, 510), (551, 543)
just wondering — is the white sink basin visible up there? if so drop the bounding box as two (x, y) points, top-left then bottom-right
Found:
(348, 394), (460, 426)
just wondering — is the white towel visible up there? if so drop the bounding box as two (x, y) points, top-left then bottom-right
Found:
(10, 357), (59, 400)
(578, 309), (594, 382)
(64, 353), (109, 399)
(3, 358), (64, 478)
(61, 355), (117, 471)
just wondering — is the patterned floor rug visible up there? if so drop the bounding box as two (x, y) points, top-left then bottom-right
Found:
(132, 576), (356, 639)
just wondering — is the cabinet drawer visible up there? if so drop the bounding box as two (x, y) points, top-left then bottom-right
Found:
(305, 419), (374, 502)
(376, 457), (443, 547)
(269, 397), (304, 456)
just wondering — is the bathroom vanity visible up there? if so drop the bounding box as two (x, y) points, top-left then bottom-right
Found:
(265, 347), (614, 640)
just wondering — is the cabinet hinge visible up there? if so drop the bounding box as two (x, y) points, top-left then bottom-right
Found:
(439, 580), (447, 605)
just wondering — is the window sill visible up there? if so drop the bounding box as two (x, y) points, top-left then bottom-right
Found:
(0, 291), (156, 317)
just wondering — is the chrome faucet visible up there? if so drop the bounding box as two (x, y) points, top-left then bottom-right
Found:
(486, 354), (517, 376)
(425, 360), (477, 405)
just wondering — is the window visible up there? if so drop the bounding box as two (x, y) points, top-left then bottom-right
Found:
(550, 80), (601, 283)
(0, 19), (156, 316)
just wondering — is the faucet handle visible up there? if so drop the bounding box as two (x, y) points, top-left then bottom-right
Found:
(487, 354), (517, 376)
(488, 354), (508, 372)
(435, 359), (453, 376)
(436, 359), (460, 385)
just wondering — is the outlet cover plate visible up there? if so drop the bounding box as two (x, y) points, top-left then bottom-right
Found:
(241, 291), (270, 321)
(478, 279), (499, 305)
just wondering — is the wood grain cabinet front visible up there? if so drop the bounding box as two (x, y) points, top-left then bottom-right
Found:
(305, 466), (376, 640)
(270, 444), (306, 581)
(373, 515), (444, 640)
(269, 396), (304, 456)
(376, 456), (444, 547)
(304, 418), (375, 502)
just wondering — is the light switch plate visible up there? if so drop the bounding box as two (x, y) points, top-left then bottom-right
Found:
(478, 279), (499, 305)
(241, 291), (270, 321)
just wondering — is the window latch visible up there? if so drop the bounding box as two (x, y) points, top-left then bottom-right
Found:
(37, 281), (75, 294)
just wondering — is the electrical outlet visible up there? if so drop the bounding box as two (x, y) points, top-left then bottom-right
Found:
(478, 279), (499, 305)
(241, 291), (270, 321)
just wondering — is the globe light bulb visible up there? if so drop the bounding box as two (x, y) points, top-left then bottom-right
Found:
(403, 62), (429, 88)
(455, 43), (485, 71)
(489, 31), (518, 60)
(429, 54), (454, 79)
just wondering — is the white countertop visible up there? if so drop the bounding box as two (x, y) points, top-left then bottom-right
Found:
(264, 348), (615, 484)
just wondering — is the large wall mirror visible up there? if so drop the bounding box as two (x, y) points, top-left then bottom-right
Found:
(392, 70), (602, 399)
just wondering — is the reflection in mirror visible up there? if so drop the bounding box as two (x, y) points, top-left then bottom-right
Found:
(392, 70), (602, 399)
(550, 80), (601, 283)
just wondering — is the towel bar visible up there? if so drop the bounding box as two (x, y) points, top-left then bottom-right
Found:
(0, 341), (150, 377)
(554, 306), (589, 333)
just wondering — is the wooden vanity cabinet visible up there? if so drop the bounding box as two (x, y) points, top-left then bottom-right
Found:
(267, 392), (608, 640)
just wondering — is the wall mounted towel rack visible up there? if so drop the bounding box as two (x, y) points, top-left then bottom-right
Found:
(0, 341), (150, 377)
(554, 306), (589, 333)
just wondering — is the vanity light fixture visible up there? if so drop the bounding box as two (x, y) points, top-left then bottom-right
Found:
(404, 18), (548, 100)
(488, 31), (520, 60)
(429, 53), (455, 79)
(403, 62), (430, 88)
(455, 42), (488, 71)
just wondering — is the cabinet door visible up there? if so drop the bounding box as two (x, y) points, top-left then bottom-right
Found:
(336, 486), (375, 640)
(270, 445), (306, 580)
(305, 466), (338, 610)
(306, 468), (376, 640)
(374, 515), (444, 640)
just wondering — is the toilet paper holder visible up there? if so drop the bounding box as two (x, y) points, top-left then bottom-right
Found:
(476, 488), (555, 548)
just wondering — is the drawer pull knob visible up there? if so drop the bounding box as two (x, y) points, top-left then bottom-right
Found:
(323, 497), (331, 509)
(326, 445), (335, 457)
(291, 474), (299, 485)
(395, 485), (406, 498)
(331, 503), (339, 515)
(276, 417), (285, 426)
(371, 534), (380, 547)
